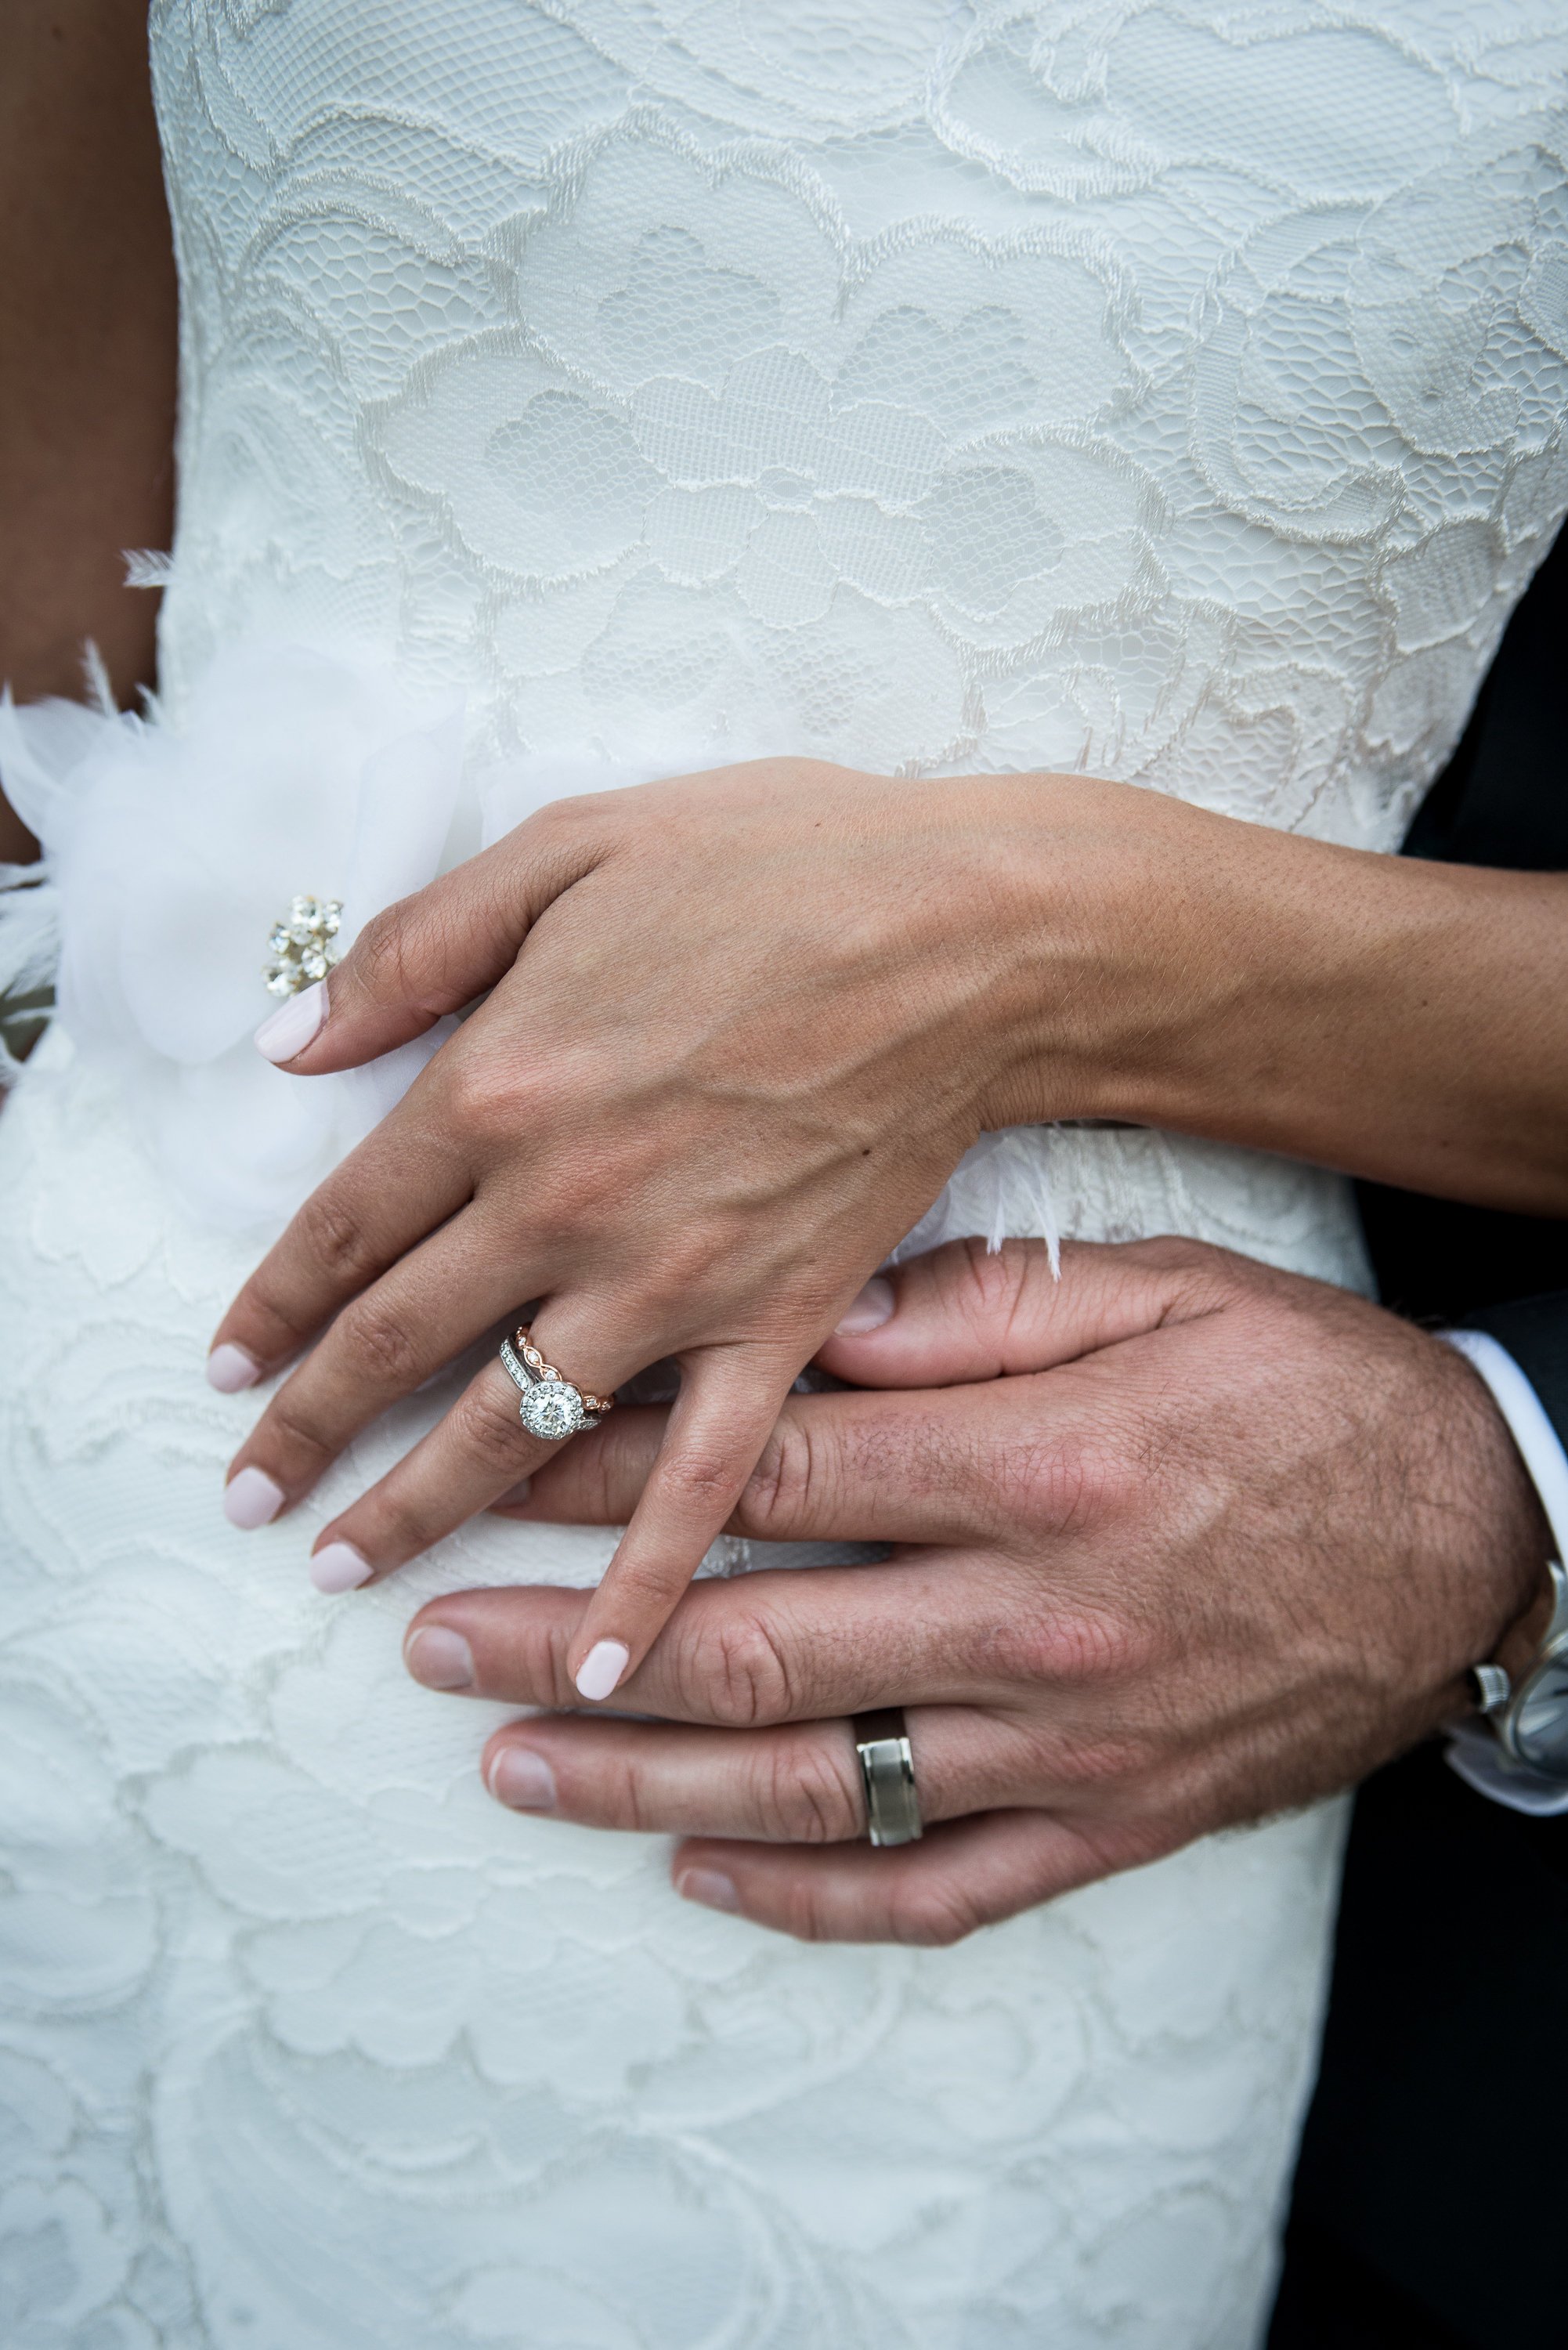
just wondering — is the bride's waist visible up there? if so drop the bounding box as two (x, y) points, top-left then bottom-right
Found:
(0, 638), (1372, 1281)
(6, 1025), (1373, 1304)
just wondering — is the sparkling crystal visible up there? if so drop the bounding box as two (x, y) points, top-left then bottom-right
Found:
(263, 895), (345, 996)
(517, 1383), (586, 1441)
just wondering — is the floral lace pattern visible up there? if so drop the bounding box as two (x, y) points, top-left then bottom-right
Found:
(1, 3), (1565, 2344)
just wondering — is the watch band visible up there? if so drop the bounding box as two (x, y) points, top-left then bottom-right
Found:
(1469, 1558), (1568, 1773)
(1440, 1325), (1568, 1796)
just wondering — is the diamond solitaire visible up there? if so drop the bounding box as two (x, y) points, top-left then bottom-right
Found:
(499, 1332), (614, 1442)
(516, 1379), (587, 1441)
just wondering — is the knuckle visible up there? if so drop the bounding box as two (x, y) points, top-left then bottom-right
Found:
(258, 1389), (338, 1473)
(956, 1234), (1036, 1329)
(1129, 1232), (1227, 1282)
(598, 1750), (655, 1835)
(352, 906), (419, 1003)
(986, 1605), (1135, 1690)
(659, 1444), (744, 1518)
(291, 1189), (384, 1300)
(623, 1231), (716, 1311)
(774, 1878), (843, 1944)
(678, 1607), (795, 1729)
(444, 1055), (528, 1146)
(450, 1379), (531, 1474)
(1013, 1431), (1136, 1535)
(753, 1731), (862, 1844)
(591, 1557), (684, 1621)
(734, 1419), (815, 1538)
(1046, 1723), (1155, 1793)
(890, 1874), (989, 1949)
(336, 1293), (428, 1391)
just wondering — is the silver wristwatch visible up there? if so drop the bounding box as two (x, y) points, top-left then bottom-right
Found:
(1470, 1557), (1568, 1779)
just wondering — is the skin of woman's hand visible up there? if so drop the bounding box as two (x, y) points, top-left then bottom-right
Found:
(401, 1236), (1547, 1945)
(208, 756), (1120, 1695)
(208, 746), (1568, 1701)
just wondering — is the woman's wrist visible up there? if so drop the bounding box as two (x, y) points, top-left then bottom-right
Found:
(982, 772), (1568, 1215)
(956, 771), (1230, 1136)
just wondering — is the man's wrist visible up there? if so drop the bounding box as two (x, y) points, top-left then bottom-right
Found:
(1441, 1329), (1568, 1568)
(1438, 1325), (1568, 1810)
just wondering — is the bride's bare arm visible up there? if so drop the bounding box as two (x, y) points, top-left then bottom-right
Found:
(995, 776), (1568, 1219)
(0, 0), (175, 861)
(204, 748), (1566, 1694)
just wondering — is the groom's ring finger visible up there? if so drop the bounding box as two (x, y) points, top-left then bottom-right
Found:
(477, 1708), (1017, 1843)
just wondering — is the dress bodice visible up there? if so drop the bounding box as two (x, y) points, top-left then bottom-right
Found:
(151, 0), (1568, 850)
(2, 17), (1566, 2346)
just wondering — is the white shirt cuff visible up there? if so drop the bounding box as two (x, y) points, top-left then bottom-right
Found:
(1437, 1327), (1568, 1817)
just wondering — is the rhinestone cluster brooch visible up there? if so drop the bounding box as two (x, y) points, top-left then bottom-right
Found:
(263, 897), (343, 997)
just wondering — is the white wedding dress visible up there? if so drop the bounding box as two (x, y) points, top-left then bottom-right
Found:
(2, 5), (1566, 2345)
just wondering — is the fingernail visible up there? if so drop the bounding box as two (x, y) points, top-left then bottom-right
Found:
(403, 1625), (475, 1690)
(309, 1539), (372, 1593)
(487, 1746), (558, 1811)
(574, 1639), (630, 1702)
(222, 1465), (285, 1529)
(676, 1867), (739, 1914)
(206, 1342), (262, 1394)
(254, 980), (327, 1065)
(493, 1476), (532, 1509)
(836, 1275), (895, 1334)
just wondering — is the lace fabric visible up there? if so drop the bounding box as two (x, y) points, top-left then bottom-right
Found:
(1, 4), (1565, 2344)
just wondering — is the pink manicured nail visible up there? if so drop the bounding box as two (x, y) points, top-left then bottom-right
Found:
(677, 1867), (739, 1914)
(487, 1746), (558, 1810)
(222, 1466), (284, 1529)
(493, 1477), (532, 1509)
(404, 1625), (475, 1690)
(836, 1276), (895, 1334)
(574, 1639), (630, 1702)
(206, 1343), (262, 1394)
(309, 1540), (372, 1593)
(254, 980), (327, 1065)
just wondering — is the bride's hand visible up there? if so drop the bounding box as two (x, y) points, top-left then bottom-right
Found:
(208, 756), (1100, 1697)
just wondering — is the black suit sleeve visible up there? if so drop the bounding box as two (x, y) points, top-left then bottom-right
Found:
(1270, 523), (1568, 2350)
(1354, 515), (1568, 1325)
(1458, 1290), (1568, 1446)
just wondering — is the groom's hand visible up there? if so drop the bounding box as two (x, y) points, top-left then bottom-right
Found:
(403, 1238), (1550, 1944)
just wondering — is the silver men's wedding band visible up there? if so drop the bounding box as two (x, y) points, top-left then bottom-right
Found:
(499, 1328), (616, 1443)
(853, 1708), (923, 1847)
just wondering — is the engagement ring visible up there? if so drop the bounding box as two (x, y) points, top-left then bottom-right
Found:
(499, 1328), (616, 1442)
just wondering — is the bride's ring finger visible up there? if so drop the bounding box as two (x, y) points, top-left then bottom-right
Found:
(309, 1319), (633, 1589)
(474, 1708), (1025, 1844)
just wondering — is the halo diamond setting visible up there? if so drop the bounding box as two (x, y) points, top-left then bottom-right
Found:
(499, 1334), (612, 1442)
(516, 1379), (588, 1441)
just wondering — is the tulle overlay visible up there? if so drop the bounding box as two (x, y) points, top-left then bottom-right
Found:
(2, 0), (1566, 2343)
